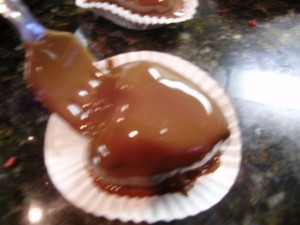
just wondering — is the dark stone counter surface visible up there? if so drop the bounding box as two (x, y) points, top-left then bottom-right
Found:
(1, 0), (300, 224)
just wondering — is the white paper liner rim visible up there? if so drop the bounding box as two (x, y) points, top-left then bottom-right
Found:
(44, 51), (242, 223)
(75, 0), (198, 29)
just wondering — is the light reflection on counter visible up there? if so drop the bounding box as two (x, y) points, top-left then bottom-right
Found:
(28, 205), (43, 224)
(228, 70), (300, 110)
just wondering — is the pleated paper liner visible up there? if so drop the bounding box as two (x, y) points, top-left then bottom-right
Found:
(44, 51), (242, 223)
(75, 0), (198, 30)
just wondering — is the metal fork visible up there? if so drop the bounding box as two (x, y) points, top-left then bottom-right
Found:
(0, 0), (45, 41)
(0, 0), (115, 135)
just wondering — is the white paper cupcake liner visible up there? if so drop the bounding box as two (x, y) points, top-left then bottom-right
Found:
(75, 0), (198, 30)
(44, 51), (242, 223)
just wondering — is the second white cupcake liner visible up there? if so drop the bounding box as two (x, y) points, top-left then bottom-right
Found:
(76, 0), (199, 30)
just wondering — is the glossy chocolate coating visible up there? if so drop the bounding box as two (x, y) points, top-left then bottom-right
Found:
(90, 61), (229, 177)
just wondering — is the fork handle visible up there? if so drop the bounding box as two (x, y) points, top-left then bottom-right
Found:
(0, 0), (46, 42)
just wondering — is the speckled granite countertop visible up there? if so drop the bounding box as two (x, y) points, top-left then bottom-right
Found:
(1, 0), (300, 224)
